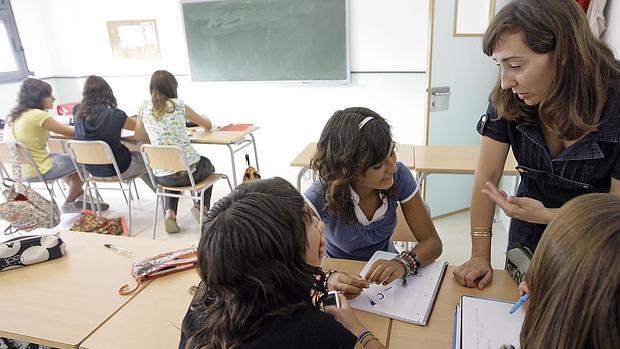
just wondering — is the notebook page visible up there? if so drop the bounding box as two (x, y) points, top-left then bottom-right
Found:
(460, 296), (524, 349)
(349, 251), (447, 325)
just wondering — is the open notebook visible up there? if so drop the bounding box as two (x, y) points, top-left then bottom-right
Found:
(349, 251), (448, 326)
(453, 295), (525, 349)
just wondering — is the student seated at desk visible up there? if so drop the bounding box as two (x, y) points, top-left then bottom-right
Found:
(180, 177), (385, 349)
(304, 107), (442, 288)
(514, 193), (619, 349)
(73, 75), (155, 191)
(140, 70), (215, 233)
(3, 78), (106, 212)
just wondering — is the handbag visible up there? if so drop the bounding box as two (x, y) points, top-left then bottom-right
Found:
(0, 142), (60, 231)
(69, 210), (127, 236)
(118, 247), (198, 295)
(0, 233), (66, 272)
(505, 244), (533, 284)
(242, 154), (261, 183)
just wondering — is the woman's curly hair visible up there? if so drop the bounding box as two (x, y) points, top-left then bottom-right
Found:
(310, 107), (396, 225)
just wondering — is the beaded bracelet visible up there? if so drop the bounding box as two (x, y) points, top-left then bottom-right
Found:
(322, 268), (337, 290)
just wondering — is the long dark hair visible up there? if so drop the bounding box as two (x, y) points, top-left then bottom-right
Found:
(521, 193), (620, 348)
(7, 78), (52, 124)
(310, 107), (396, 225)
(75, 75), (117, 120)
(149, 70), (178, 120)
(187, 177), (327, 349)
(483, 0), (620, 140)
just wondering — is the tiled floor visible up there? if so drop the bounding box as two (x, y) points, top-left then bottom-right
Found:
(1, 179), (509, 269)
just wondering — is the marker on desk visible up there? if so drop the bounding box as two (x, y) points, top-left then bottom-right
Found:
(104, 243), (133, 255)
(509, 293), (529, 314)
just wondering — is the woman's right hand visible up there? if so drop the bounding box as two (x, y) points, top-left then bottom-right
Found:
(327, 272), (369, 299)
(453, 256), (493, 289)
(324, 295), (366, 335)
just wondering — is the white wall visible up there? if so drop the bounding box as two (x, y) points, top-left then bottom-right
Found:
(603, 0), (620, 57)
(4, 0), (430, 188)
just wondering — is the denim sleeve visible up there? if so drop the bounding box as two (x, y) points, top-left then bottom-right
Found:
(476, 103), (510, 144)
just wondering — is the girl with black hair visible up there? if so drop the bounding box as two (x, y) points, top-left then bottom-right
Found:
(180, 177), (386, 349)
(305, 107), (442, 291)
(73, 75), (155, 192)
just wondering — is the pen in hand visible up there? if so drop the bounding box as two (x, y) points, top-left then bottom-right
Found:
(509, 293), (529, 314)
(104, 243), (133, 255)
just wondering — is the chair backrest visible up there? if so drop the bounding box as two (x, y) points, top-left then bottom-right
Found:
(141, 145), (188, 172)
(67, 140), (115, 166)
(47, 139), (67, 154)
(391, 206), (418, 243)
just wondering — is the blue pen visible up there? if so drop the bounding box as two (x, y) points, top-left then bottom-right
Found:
(509, 293), (529, 314)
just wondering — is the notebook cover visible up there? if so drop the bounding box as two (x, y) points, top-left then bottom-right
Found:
(220, 123), (252, 131)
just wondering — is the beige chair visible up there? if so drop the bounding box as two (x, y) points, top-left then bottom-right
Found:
(0, 142), (62, 228)
(67, 140), (145, 235)
(140, 144), (233, 239)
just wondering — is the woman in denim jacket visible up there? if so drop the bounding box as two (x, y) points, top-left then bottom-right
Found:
(454, 0), (620, 290)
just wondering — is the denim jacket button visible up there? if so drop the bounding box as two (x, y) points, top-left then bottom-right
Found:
(518, 168), (526, 173)
(481, 115), (488, 123)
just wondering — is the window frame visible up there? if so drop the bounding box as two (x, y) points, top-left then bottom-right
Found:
(0, 0), (29, 83)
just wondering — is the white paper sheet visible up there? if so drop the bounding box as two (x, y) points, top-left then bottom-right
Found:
(460, 296), (525, 349)
(349, 250), (447, 325)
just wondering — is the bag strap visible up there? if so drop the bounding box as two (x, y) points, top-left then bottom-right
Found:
(6, 136), (24, 192)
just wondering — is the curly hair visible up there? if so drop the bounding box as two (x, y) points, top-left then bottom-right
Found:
(310, 107), (396, 225)
(483, 0), (620, 140)
(186, 177), (328, 349)
(7, 78), (52, 124)
(75, 76), (117, 120)
(149, 70), (178, 120)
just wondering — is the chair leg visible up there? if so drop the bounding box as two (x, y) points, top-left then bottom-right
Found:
(152, 192), (160, 240)
(55, 180), (67, 199)
(199, 190), (206, 234)
(92, 183), (103, 214)
(127, 184), (133, 236)
(133, 180), (140, 200)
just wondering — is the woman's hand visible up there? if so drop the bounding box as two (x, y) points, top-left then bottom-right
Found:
(327, 272), (369, 299)
(324, 295), (366, 335)
(518, 281), (530, 312)
(481, 181), (553, 224)
(364, 259), (405, 286)
(453, 256), (493, 289)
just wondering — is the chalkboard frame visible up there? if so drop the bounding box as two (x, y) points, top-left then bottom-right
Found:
(179, 0), (350, 84)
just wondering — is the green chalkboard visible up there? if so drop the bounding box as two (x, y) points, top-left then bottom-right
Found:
(181, 0), (348, 82)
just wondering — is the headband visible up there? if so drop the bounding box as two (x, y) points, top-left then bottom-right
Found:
(358, 116), (374, 130)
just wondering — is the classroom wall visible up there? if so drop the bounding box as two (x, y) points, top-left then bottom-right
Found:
(603, 0), (620, 57)
(4, 0), (430, 189)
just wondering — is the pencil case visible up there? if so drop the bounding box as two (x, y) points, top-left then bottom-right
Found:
(505, 245), (533, 285)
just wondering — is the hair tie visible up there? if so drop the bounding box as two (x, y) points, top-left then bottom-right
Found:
(358, 116), (374, 130)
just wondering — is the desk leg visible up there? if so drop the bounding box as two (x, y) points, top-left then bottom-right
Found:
(227, 144), (238, 187)
(249, 133), (260, 171)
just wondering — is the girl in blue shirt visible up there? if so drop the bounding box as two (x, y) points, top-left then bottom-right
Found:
(304, 107), (442, 293)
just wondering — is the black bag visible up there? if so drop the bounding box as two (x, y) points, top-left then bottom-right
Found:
(0, 233), (66, 272)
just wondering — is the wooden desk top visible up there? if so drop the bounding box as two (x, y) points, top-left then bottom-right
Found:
(290, 143), (517, 176)
(388, 267), (519, 349)
(83, 257), (390, 349)
(189, 125), (259, 145)
(0, 231), (192, 349)
(290, 143), (415, 170)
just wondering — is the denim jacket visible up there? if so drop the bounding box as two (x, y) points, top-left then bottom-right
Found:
(477, 85), (620, 252)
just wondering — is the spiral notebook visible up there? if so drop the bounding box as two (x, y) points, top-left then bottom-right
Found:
(349, 251), (448, 326)
(453, 295), (525, 349)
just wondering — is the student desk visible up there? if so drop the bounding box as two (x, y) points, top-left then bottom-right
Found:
(388, 267), (519, 349)
(0, 231), (192, 349)
(290, 143), (416, 190)
(291, 143), (518, 190)
(189, 125), (260, 187)
(81, 258), (391, 349)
